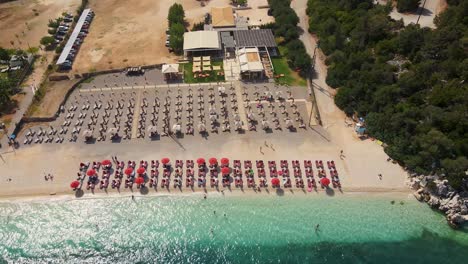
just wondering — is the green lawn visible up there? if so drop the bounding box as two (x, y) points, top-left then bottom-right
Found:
(182, 60), (225, 83)
(271, 46), (307, 86)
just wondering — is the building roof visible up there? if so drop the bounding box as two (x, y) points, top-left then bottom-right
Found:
(162, 64), (179, 74)
(183, 31), (221, 51)
(234, 29), (277, 48)
(57, 9), (92, 65)
(238, 47), (264, 72)
(211, 7), (235, 28)
(220, 32), (235, 48)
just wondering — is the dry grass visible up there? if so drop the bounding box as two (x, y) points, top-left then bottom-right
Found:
(71, 0), (231, 74)
(0, 0), (81, 49)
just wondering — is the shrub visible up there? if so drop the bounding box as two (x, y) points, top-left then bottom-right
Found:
(40, 36), (55, 47)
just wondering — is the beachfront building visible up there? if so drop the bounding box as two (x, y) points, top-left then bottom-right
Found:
(232, 29), (277, 80)
(237, 47), (265, 80)
(211, 7), (235, 29)
(183, 31), (222, 58)
(205, 6), (248, 31)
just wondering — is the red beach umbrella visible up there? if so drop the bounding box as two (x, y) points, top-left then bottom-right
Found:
(136, 167), (146, 175)
(320, 177), (330, 186)
(70, 181), (80, 189)
(221, 167), (230, 174)
(209, 158), (217, 165)
(86, 169), (96, 176)
(197, 158), (206, 165)
(124, 167), (134, 176)
(271, 178), (280, 186)
(220, 158), (229, 165)
(278, 171), (283, 176)
(101, 159), (111, 166)
(161, 158), (170, 164)
(135, 176), (145, 185)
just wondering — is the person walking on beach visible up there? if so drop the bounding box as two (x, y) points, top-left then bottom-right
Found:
(378, 174), (382, 180)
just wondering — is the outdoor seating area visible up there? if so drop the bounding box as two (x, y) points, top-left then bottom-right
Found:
(19, 82), (310, 145)
(71, 158), (342, 192)
(191, 56), (224, 80)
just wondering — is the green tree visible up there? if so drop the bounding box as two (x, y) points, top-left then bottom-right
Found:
(0, 77), (14, 110)
(397, 0), (421, 13)
(169, 23), (185, 54)
(168, 3), (185, 27)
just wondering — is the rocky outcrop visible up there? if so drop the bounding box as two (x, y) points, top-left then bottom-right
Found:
(410, 177), (468, 228)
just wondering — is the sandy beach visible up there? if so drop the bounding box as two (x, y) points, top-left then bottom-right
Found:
(0, 126), (409, 198)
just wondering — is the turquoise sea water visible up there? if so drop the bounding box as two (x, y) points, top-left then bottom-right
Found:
(0, 193), (467, 263)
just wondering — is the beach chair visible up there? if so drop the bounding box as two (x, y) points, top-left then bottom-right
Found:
(256, 160), (264, 168)
(222, 177), (230, 187)
(257, 168), (266, 177)
(198, 177), (206, 187)
(294, 168), (301, 178)
(235, 177), (243, 187)
(151, 169), (158, 178)
(268, 161), (276, 169)
(234, 160), (241, 168)
(280, 160), (288, 168)
(315, 160), (323, 169)
(247, 178), (255, 188)
(259, 178), (266, 187)
(186, 160), (194, 168)
(244, 160), (252, 169)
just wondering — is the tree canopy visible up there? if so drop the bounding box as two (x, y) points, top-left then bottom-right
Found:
(169, 23), (185, 54)
(168, 3), (185, 27)
(397, 0), (421, 13)
(307, 0), (468, 189)
(268, 0), (311, 75)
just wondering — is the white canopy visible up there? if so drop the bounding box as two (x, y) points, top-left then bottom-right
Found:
(183, 31), (221, 51)
(162, 64), (179, 74)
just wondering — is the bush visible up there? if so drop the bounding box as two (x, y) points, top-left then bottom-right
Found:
(0, 47), (10, 61)
(397, 0), (421, 13)
(40, 36), (55, 46)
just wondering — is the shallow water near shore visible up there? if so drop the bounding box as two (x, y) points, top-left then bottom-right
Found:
(0, 193), (467, 263)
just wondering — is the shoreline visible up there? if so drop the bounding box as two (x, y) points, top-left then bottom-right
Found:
(0, 186), (413, 202)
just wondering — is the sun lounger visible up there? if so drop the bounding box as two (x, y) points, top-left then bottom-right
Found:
(280, 160), (288, 168)
(315, 160), (324, 169)
(247, 178), (255, 188)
